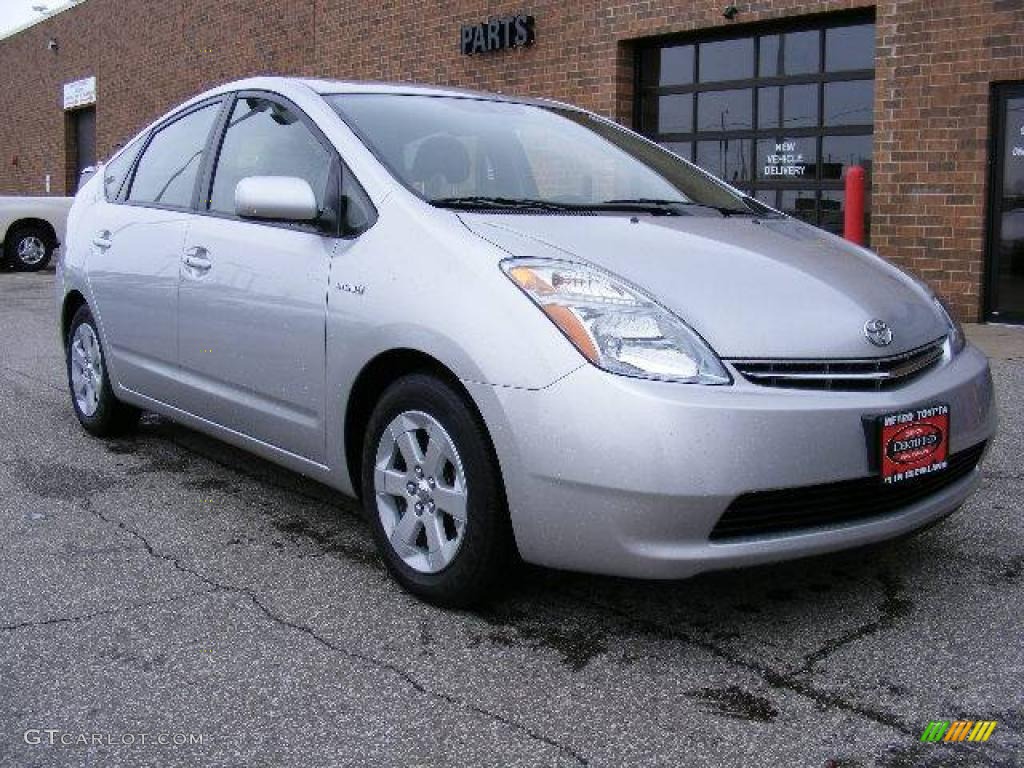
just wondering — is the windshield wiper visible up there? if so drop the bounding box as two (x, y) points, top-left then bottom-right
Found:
(595, 198), (689, 215)
(602, 198), (764, 217)
(432, 196), (687, 215)
(432, 195), (767, 218)
(431, 196), (592, 212)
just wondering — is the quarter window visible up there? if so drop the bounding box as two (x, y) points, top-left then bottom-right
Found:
(341, 169), (376, 235)
(638, 17), (875, 241)
(102, 137), (144, 202)
(128, 103), (220, 208)
(208, 97), (332, 215)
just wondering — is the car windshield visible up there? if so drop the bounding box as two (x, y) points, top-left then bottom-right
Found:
(326, 93), (760, 216)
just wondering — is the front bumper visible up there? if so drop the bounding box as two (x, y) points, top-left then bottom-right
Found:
(465, 343), (996, 579)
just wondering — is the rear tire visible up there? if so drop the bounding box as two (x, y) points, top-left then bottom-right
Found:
(5, 224), (54, 271)
(361, 373), (514, 607)
(66, 305), (140, 436)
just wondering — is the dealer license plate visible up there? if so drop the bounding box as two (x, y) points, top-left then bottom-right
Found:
(878, 404), (950, 485)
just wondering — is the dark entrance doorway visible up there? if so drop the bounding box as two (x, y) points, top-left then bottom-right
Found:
(987, 84), (1024, 323)
(67, 106), (96, 193)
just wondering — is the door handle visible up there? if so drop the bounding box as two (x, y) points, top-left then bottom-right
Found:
(182, 245), (211, 273)
(92, 230), (112, 250)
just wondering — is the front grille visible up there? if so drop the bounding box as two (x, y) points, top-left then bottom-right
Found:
(730, 338), (947, 391)
(710, 442), (986, 541)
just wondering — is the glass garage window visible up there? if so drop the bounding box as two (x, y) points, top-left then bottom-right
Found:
(697, 89), (751, 131)
(826, 25), (875, 71)
(699, 38), (754, 82)
(696, 139), (752, 184)
(644, 93), (693, 133)
(640, 45), (695, 86)
(783, 30), (819, 75)
(824, 80), (874, 126)
(638, 16), (875, 241)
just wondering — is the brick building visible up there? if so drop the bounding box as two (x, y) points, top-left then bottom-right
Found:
(1, 0), (1022, 322)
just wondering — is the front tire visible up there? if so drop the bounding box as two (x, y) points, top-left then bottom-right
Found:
(5, 224), (54, 271)
(361, 373), (514, 607)
(66, 305), (139, 436)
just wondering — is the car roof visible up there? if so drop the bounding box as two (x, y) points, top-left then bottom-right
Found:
(107, 76), (587, 168)
(191, 75), (577, 111)
(302, 77), (517, 99)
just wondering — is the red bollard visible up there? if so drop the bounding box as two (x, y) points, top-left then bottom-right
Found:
(844, 165), (866, 245)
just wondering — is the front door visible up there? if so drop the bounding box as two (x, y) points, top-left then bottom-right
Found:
(176, 219), (332, 463)
(175, 92), (339, 463)
(986, 83), (1024, 323)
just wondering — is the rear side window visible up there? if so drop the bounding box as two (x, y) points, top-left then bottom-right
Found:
(128, 103), (220, 208)
(102, 137), (143, 201)
(208, 97), (331, 215)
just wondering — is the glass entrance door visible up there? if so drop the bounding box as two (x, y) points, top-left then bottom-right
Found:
(987, 85), (1024, 323)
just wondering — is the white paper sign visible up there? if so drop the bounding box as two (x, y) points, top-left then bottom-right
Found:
(63, 76), (96, 110)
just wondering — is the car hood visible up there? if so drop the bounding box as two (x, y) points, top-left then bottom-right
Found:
(459, 212), (948, 359)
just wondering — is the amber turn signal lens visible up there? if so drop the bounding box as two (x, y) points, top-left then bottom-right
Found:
(541, 304), (600, 363)
(508, 266), (553, 295)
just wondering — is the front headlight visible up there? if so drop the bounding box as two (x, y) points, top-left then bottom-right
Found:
(502, 258), (730, 384)
(934, 297), (966, 356)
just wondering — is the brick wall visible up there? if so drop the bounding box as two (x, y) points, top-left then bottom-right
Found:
(871, 0), (1024, 320)
(2, 0), (1022, 318)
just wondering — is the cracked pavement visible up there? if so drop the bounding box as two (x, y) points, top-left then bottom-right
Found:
(1, 269), (1022, 767)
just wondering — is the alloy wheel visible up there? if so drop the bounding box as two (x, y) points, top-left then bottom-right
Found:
(17, 235), (47, 266)
(70, 323), (104, 417)
(373, 410), (468, 573)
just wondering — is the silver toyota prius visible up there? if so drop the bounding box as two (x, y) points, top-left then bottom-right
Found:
(58, 77), (996, 606)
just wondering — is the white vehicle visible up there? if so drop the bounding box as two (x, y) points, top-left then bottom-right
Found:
(1, 196), (73, 271)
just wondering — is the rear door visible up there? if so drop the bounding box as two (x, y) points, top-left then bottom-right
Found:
(86, 100), (224, 403)
(176, 93), (338, 462)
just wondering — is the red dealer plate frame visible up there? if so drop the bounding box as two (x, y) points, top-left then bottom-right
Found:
(878, 404), (950, 485)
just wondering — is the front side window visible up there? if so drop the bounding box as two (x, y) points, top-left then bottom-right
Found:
(327, 93), (755, 214)
(208, 97), (332, 215)
(128, 102), (220, 208)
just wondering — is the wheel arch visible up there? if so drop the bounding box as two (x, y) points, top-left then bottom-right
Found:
(343, 348), (503, 504)
(60, 290), (89, 347)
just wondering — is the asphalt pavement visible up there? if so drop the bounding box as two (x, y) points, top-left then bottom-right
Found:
(1, 268), (1021, 767)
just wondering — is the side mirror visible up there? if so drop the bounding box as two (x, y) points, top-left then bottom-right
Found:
(235, 176), (318, 222)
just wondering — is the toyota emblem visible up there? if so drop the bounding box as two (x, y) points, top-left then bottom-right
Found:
(864, 318), (893, 347)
